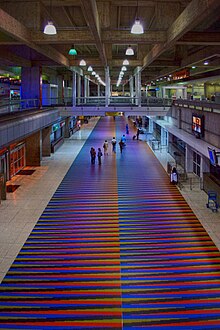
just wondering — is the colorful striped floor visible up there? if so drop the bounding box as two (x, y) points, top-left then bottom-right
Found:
(0, 116), (220, 329)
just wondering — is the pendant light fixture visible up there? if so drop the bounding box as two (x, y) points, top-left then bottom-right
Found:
(131, 0), (144, 34)
(125, 46), (134, 56)
(43, 0), (57, 35)
(79, 59), (86, 66)
(68, 45), (77, 55)
(87, 66), (93, 72)
(123, 59), (129, 65)
(44, 21), (57, 35)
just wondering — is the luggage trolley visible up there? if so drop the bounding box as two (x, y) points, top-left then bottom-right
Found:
(206, 191), (219, 212)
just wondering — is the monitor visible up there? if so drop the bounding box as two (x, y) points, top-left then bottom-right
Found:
(192, 114), (204, 138)
(208, 147), (218, 166)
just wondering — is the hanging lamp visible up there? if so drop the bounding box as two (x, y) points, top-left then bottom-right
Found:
(79, 59), (86, 66)
(43, 0), (57, 35)
(69, 45), (77, 55)
(125, 46), (134, 56)
(131, 0), (144, 34)
(44, 21), (57, 35)
(123, 59), (129, 65)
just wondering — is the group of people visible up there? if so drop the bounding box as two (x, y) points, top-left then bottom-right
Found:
(90, 123), (132, 163)
(90, 147), (103, 165)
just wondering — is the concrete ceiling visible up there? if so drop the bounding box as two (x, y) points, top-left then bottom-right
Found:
(0, 0), (219, 87)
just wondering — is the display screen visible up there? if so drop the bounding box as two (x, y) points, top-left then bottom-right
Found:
(192, 115), (204, 137)
(208, 147), (218, 166)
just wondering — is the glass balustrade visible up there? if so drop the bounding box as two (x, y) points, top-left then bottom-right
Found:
(2, 97), (219, 116)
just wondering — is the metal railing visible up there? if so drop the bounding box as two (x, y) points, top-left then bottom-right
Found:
(0, 98), (39, 115)
(44, 96), (173, 108)
(178, 174), (203, 191)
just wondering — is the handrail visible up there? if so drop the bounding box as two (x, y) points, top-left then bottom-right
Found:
(2, 97), (220, 116)
(0, 98), (39, 115)
(44, 96), (173, 107)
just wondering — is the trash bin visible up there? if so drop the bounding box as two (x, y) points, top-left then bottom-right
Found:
(0, 174), (6, 200)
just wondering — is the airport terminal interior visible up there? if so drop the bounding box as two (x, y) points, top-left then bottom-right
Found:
(0, 0), (220, 328)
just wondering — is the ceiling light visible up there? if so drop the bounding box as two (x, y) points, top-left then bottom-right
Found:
(44, 21), (57, 35)
(79, 59), (86, 66)
(123, 59), (129, 65)
(204, 61), (209, 65)
(88, 66), (93, 72)
(43, 0), (57, 35)
(125, 46), (134, 56)
(131, 19), (144, 34)
(122, 66), (127, 71)
(192, 66), (196, 69)
(68, 45), (77, 55)
(92, 71), (96, 76)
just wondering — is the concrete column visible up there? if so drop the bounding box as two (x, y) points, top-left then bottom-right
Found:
(25, 131), (41, 166)
(72, 71), (76, 106)
(77, 73), (81, 105)
(191, 85), (194, 99)
(57, 75), (64, 103)
(87, 79), (90, 97)
(21, 66), (42, 108)
(134, 67), (141, 106)
(105, 66), (110, 106)
(204, 82), (207, 99)
(148, 119), (154, 133)
(129, 75), (134, 104)
(201, 155), (210, 178)
(84, 76), (87, 104)
(161, 127), (167, 146)
(185, 145), (194, 173)
(42, 126), (51, 157)
(64, 117), (71, 138)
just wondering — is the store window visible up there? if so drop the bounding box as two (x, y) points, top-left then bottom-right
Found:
(193, 151), (201, 177)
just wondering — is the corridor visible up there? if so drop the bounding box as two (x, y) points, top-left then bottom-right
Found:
(0, 116), (220, 329)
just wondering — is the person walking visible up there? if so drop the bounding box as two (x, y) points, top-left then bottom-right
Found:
(90, 147), (96, 164)
(97, 148), (103, 165)
(121, 134), (126, 146)
(126, 124), (129, 134)
(111, 137), (117, 153)
(119, 140), (124, 153)
(103, 140), (109, 155)
(170, 167), (178, 184)
(136, 128), (140, 140)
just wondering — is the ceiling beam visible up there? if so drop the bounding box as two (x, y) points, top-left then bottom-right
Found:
(32, 30), (166, 45)
(32, 30), (94, 44)
(142, 0), (220, 69)
(177, 32), (220, 45)
(80, 0), (107, 66)
(0, 8), (70, 67)
(27, 0), (190, 6)
(62, 6), (77, 27)
(0, 49), (31, 67)
(181, 46), (220, 67)
(102, 30), (166, 44)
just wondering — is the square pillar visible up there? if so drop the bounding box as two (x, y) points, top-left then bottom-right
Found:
(25, 131), (41, 166)
(42, 126), (51, 157)
(21, 66), (42, 108)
